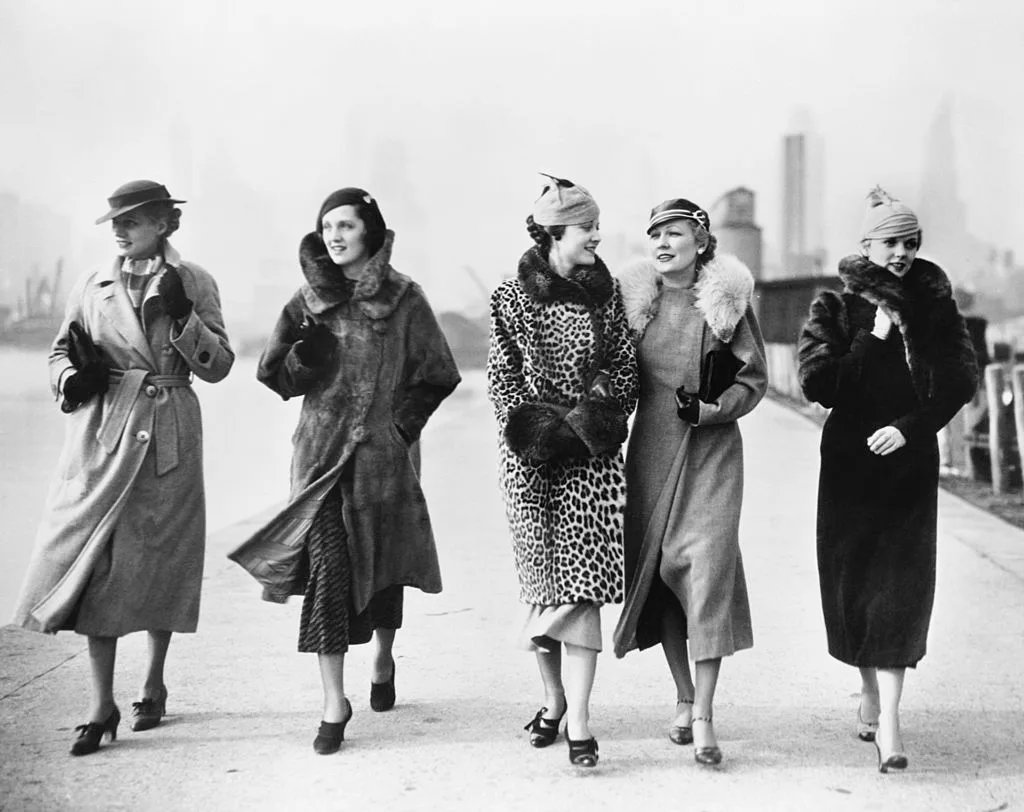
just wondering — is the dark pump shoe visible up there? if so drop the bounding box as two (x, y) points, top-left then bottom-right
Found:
(875, 741), (908, 773)
(370, 661), (396, 712)
(524, 705), (567, 748)
(314, 699), (353, 755)
(669, 698), (694, 745)
(567, 736), (599, 768)
(692, 716), (723, 766)
(131, 686), (168, 732)
(71, 706), (121, 757)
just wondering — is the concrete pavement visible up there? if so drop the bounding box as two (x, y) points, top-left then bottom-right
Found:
(2, 373), (1024, 811)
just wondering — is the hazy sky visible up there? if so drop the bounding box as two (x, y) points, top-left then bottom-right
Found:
(1, 0), (1021, 321)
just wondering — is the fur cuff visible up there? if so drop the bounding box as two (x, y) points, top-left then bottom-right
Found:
(504, 402), (570, 461)
(564, 398), (627, 456)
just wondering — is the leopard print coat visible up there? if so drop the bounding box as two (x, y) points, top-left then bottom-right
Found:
(487, 246), (639, 605)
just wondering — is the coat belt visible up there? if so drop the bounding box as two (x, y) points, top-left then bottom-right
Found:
(97, 369), (193, 475)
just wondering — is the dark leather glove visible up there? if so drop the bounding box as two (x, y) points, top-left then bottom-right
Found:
(62, 362), (109, 410)
(157, 266), (193, 320)
(294, 315), (336, 367)
(675, 385), (700, 424)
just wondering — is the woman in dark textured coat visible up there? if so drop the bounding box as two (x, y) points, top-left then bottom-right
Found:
(229, 188), (460, 754)
(798, 187), (978, 773)
(13, 180), (234, 756)
(614, 198), (767, 767)
(487, 175), (638, 768)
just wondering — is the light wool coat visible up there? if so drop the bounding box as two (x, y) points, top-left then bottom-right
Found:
(14, 244), (234, 634)
(612, 255), (767, 660)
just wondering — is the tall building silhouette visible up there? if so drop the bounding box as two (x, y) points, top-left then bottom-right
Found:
(780, 109), (826, 278)
(917, 97), (970, 270)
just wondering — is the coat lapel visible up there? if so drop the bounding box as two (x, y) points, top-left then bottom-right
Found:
(93, 258), (158, 369)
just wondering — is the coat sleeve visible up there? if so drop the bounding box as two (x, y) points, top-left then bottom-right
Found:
(486, 282), (528, 428)
(256, 294), (323, 400)
(47, 270), (91, 401)
(393, 286), (462, 441)
(891, 298), (980, 441)
(563, 283), (638, 454)
(168, 263), (235, 383)
(797, 290), (886, 409)
(696, 305), (768, 425)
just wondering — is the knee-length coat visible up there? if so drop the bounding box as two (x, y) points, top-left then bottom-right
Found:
(612, 255), (767, 660)
(487, 248), (639, 606)
(228, 230), (461, 612)
(13, 244), (234, 634)
(798, 255), (978, 667)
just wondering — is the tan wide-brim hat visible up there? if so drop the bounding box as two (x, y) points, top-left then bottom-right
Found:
(95, 179), (186, 224)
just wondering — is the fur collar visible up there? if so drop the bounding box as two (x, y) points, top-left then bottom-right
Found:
(299, 229), (409, 319)
(617, 254), (755, 342)
(838, 255), (972, 400)
(517, 246), (614, 309)
(838, 255), (952, 329)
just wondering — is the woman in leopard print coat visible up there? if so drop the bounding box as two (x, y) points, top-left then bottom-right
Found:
(487, 176), (638, 768)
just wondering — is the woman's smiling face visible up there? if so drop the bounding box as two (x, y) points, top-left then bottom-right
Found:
(648, 218), (702, 275)
(864, 233), (920, 278)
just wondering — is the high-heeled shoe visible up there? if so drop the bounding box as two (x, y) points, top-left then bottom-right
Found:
(524, 705), (566, 748)
(857, 702), (879, 743)
(873, 740), (908, 773)
(370, 660), (396, 712)
(669, 698), (694, 745)
(567, 736), (599, 767)
(70, 705), (120, 756)
(313, 698), (352, 755)
(692, 716), (722, 766)
(131, 686), (168, 732)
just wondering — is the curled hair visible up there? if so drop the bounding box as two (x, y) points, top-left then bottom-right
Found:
(316, 187), (387, 258)
(137, 201), (183, 239)
(525, 215), (566, 254)
(694, 228), (717, 270)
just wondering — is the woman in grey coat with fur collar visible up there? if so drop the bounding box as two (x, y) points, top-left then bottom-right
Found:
(613, 198), (766, 766)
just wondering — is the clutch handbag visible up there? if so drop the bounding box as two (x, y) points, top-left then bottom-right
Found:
(698, 347), (743, 403)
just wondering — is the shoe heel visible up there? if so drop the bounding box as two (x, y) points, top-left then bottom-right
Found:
(313, 698), (352, 755)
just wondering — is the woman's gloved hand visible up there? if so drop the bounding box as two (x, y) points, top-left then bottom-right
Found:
(157, 267), (194, 320)
(675, 385), (700, 424)
(294, 315), (337, 367)
(62, 362), (109, 410)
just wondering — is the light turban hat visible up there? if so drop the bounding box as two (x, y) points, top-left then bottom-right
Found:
(860, 185), (920, 241)
(531, 173), (600, 227)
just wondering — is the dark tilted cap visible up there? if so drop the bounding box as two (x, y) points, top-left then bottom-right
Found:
(95, 180), (186, 225)
(646, 198), (711, 234)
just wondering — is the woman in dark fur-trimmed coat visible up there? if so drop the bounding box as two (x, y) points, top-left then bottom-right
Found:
(798, 187), (978, 774)
(229, 188), (460, 754)
(487, 176), (638, 768)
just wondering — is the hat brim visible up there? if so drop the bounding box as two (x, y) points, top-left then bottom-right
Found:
(646, 210), (706, 234)
(95, 198), (186, 225)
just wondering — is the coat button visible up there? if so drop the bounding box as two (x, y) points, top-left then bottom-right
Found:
(198, 350), (211, 363)
(145, 385), (158, 398)
(352, 426), (367, 442)
(136, 430), (151, 442)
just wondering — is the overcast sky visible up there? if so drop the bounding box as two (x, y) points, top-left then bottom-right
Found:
(1, 0), (1021, 320)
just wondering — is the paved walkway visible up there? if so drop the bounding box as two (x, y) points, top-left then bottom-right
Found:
(2, 376), (1023, 811)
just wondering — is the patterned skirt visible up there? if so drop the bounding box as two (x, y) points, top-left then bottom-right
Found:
(297, 483), (404, 654)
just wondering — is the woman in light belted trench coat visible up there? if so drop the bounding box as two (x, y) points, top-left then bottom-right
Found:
(12, 180), (234, 756)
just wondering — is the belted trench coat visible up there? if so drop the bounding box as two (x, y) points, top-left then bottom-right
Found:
(13, 244), (234, 634)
